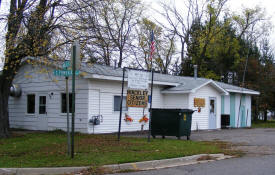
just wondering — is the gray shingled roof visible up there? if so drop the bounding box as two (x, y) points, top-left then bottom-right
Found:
(215, 81), (259, 94)
(81, 63), (184, 84)
(21, 57), (259, 95)
(82, 64), (259, 95)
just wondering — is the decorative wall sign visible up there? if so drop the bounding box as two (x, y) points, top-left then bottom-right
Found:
(194, 98), (205, 107)
(128, 70), (149, 89)
(126, 90), (148, 108)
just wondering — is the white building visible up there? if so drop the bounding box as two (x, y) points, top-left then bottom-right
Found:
(8, 58), (259, 133)
(0, 63), (3, 71)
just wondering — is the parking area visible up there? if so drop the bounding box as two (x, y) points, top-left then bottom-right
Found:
(191, 128), (275, 156)
(114, 128), (275, 175)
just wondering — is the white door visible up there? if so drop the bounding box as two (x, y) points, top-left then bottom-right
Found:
(209, 97), (217, 129)
(37, 95), (48, 130)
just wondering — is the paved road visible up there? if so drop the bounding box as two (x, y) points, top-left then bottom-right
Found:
(112, 128), (275, 175)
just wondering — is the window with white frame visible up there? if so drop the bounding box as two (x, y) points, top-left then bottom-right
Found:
(114, 96), (127, 111)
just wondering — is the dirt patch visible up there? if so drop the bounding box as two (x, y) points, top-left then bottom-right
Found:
(197, 155), (217, 161)
(65, 166), (114, 175)
(233, 145), (275, 155)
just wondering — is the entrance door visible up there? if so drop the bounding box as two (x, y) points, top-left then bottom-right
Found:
(209, 97), (217, 129)
(37, 95), (48, 130)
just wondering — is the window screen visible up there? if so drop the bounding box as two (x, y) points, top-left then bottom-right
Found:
(61, 93), (72, 113)
(114, 96), (127, 111)
(27, 94), (35, 114)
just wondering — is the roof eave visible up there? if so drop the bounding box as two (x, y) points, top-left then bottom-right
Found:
(161, 90), (192, 94)
(191, 80), (229, 95)
(84, 74), (180, 86)
(226, 89), (260, 95)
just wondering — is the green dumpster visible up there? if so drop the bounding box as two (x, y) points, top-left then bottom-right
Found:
(151, 109), (194, 140)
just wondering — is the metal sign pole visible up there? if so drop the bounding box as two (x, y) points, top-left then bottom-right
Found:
(147, 70), (154, 142)
(118, 67), (126, 141)
(66, 76), (71, 156)
(71, 44), (76, 159)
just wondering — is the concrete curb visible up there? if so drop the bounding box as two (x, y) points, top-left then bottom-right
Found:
(0, 167), (88, 175)
(0, 154), (233, 175)
(103, 154), (233, 172)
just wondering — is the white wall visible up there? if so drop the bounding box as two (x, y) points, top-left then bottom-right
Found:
(87, 79), (165, 133)
(9, 64), (89, 133)
(188, 84), (221, 130)
(9, 64), (253, 133)
(163, 94), (189, 109)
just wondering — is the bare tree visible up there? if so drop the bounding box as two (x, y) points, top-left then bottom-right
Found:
(233, 6), (272, 42)
(158, 0), (229, 75)
(131, 18), (176, 73)
(157, 0), (207, 73)
(69, 0), (143, 67)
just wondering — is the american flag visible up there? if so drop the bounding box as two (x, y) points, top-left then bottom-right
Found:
(149, 30), (155, 60)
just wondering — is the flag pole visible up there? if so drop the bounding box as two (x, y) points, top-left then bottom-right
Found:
(148, 30), (155, 142)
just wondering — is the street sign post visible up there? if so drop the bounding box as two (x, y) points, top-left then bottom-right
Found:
(52, 44), (80, 158)
(71, 40), (80, 159)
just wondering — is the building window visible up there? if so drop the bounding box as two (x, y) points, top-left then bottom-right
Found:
(27, 94), (35, 114)
(114, 96), (127, 111)
(61, 93), (72, 113)
(39, 96), (47, 114)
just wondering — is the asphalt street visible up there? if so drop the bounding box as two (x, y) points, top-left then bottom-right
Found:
(112, 128), (275, 175)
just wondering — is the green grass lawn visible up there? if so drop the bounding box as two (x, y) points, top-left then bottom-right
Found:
(252, 120), (275, 128)
(0, 131), (224, 168)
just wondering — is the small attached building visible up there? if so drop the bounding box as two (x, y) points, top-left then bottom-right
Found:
(8, 58), (259, 133)
(216, 82), (259, 128)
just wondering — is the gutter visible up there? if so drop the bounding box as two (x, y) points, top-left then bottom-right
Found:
(226, 89), (260, 95)
(84, 74), (180, 86)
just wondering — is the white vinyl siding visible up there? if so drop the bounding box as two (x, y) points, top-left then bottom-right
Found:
(9, 63), (254, 133)
(188, 84), (221, 130)
(87, 79), (164, 134)
(163, 94), (189, 109)
(9, 64), (89, 133)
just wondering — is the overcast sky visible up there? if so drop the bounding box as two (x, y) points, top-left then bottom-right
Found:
(1, 0), (275, 65)
(148, 0), (275, 47)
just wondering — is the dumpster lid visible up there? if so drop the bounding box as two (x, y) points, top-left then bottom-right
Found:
(152, 108), (194, 113)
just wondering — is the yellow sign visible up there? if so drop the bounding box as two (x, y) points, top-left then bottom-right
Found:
(183, 114), (186, 121)
(126, 90), (148, 108)
(194, 98), (205, 107)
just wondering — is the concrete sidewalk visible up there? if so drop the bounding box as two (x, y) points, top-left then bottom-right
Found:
(0, 154), (232, 175)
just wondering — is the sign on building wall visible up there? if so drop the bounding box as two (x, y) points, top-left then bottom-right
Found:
(194, 98), (205, 107)
(128, 70), (149, 89)
(126, 90), (148, 108)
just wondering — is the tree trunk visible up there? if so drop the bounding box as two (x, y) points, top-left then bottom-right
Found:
(118, 49), (123, 68)
(0, 76), (12, 138)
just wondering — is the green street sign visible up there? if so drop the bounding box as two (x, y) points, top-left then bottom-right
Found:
(53, 70), (80, 76)
(62, 61), (71, 69)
